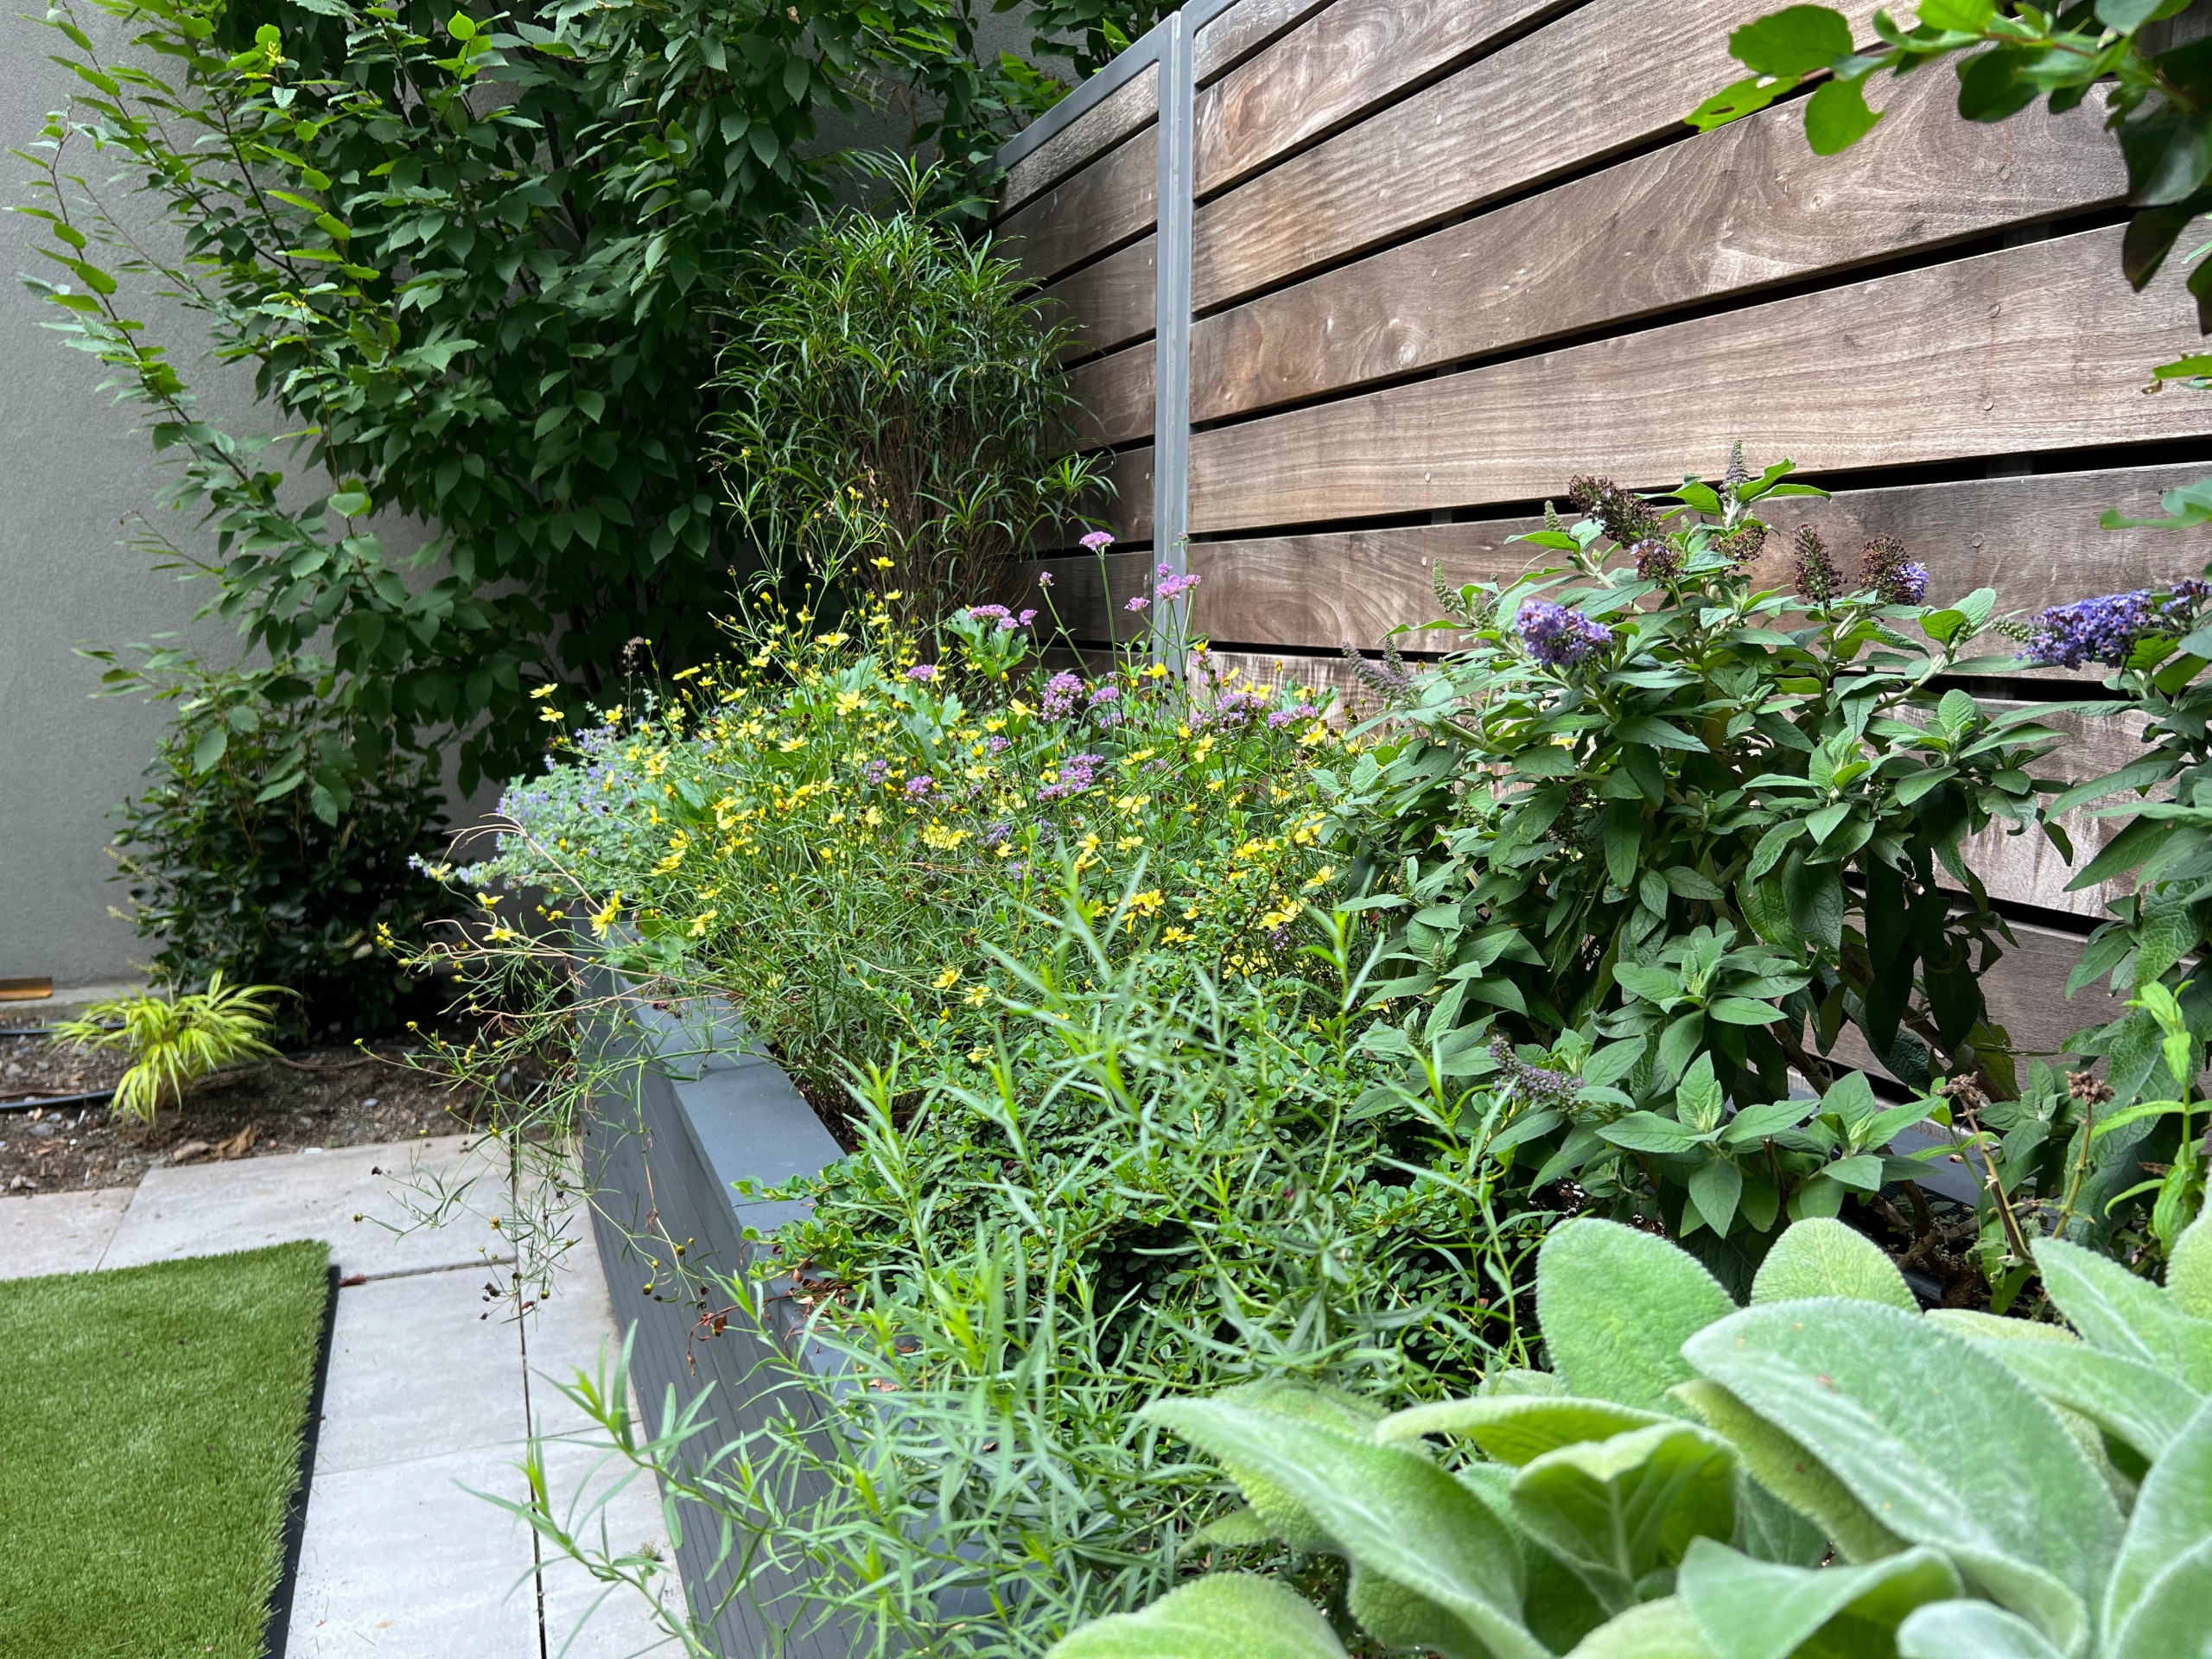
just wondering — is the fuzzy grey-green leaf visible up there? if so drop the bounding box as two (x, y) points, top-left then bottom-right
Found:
(1537, 1219), (1737, 1413)
(1749, 1217), (1916, 1310)
(1046, 1573), (1349, 1659)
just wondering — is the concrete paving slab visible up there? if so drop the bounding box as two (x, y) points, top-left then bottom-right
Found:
(535, 1440), (681, 1658)
(100, 1135), (511, 1277)
(524, 1222), (635, 1438)
(0, 1186), (130, 1280)
(316, 1268), (529, 1478)
(285, 1443), (540, 1658)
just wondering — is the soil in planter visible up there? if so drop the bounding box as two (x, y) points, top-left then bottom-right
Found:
(0, 1032), (499, 1197)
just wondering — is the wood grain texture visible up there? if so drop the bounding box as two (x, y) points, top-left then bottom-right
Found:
(1067, 341), (1156, 448)
(1191, 0), (1879, 310)
(999, 126), (1159, 287)
(1194, 0), (1340, 85)
(1192, 0), (1576, 198)
(1192, 73), (2122, 422)
(1001, 62), (1160, 218)
(1826, 916), (2116, 1075)
(1044, 233), (1157, 360)
(1084, 445), (1155, 544)
(1948, 702), (2150, 919)
(1190, 226), (2212, 533)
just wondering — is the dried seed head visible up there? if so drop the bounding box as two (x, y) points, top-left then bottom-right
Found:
(1793, 524), (1841, 606)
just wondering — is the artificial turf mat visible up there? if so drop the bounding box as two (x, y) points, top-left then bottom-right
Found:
(0, 1239), (331, 1658)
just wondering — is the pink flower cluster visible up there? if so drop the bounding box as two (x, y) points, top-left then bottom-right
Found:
(1127, 563), (1202, 613)
(1038, 753), (1105, 802)
(906, 664), (939, 682)
(1080, 531), (1116, 552)
(967, 605), (1038, 632)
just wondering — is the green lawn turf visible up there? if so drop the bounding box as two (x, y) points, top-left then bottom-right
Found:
(0, 1240), (330, 1658)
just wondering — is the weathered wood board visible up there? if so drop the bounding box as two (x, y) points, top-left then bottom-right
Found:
(1191, 73), (2123, 422)
(1192, 0), (1579, 197)
(1000, 126), (1159, 286)
(1190, 227), (2212, 532)
(1067, 341), (1156, 448)
(1191, 0), (1884, 308)
(1002, 61), (1160, 217)
(1044, 233), (1158, 360)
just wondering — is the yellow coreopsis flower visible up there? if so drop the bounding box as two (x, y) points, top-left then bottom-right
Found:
(933, 968), (960, 990)
(589, 893), (624, 938)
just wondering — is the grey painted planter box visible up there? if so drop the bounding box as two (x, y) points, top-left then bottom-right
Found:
(579, 977), (855, 1656)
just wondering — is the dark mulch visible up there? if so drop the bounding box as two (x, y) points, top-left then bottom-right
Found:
(0, 1031), (493, 1198)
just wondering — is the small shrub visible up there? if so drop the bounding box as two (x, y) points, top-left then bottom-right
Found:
(709, 158), (1107, 619)
(1324, 454), (2058, 1286)
(99, 656), (461, 1039)
(53, 973), (283, 1122)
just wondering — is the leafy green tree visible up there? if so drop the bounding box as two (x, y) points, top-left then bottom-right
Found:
(16, 0), (1061, 795)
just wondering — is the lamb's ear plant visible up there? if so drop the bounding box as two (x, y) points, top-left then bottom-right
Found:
(1050, 1211), (2212, 1659)
(53, 972), (286, 1123)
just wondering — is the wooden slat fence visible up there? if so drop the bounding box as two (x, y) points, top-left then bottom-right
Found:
(990, 0), (2212, 1066)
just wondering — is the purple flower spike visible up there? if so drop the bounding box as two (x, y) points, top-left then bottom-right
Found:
(907, 664), (938, 682)
(1516, 600), (1613, 670)
(1080, 531), (1115, 552)
(2024, 591), (2171, 670)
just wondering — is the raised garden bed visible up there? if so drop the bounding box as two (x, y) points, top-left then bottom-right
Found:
(580, 976), (858, 1656)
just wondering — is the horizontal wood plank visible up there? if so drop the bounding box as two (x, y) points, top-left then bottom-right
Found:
(1192, 71), (2121, 423)
(1194, 0), (1341, 85)
(1001, 61), (1160, 218)
(1189, 226), (2212, 532)
(1192, 0), (1880, 310)
(1000, 126), (1159, 287)
(1045, 235), (1158, 361)
(1067, 342), (1156, 448)
(1192, 0), (1576, 198)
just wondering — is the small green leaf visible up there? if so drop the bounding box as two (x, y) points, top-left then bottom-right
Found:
(1804, 74), (1882, 153)
(1510, 1422), (1738, 1592)
(1688, 1157), (1744, 1236)
(1375, 1396), (1672, 1465)
(1730, 5), (1855, 75)
(2032, 1236), (2212, 1391)
(1895, 1599), (2063, 1659)
(192, 728), (228, 773)
(1679, 1537), (1961, 1658)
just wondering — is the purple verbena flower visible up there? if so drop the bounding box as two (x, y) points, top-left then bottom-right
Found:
(907, 664), (939, 682)
(1085, 683), (1120, 707)
(905, 775), (936, 798)
(1266, 709), (1304, 729)
(1038, 753), (1105, 802)
(1080, 531), (1115, 552)
(1037, 569), (1056, 588)
(966, 605), (1012, 625)
(1125, 594), (1151, 613)
(1516, 600), (1613, 670)
(1040, 671), (1084, 720)
(987, 734), (1010, 753)
(863, 759), (890, 786)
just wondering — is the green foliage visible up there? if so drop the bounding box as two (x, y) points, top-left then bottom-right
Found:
(88, 652), (459, 1037)
(1051, 1214), (2212, 1659)
(709, 159), (1106, 618)
(1323, 457), (2052, 1272)
(1005, 0), (1179, 79)
(54, 971), (284, 1122)
(15, 0), (1064, 793)
(1687, 0), (2212, 347)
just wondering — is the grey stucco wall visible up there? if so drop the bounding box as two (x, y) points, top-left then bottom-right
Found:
(0, 11), (257, 989)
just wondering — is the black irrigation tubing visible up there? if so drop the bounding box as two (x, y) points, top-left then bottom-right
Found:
(0, 1089), (115, 1115)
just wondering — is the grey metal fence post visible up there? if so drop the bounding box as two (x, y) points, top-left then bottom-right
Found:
(1150, 10), (1195, 663)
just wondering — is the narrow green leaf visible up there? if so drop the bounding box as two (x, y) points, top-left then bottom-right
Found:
(2033, 1236), (2212, 1390)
